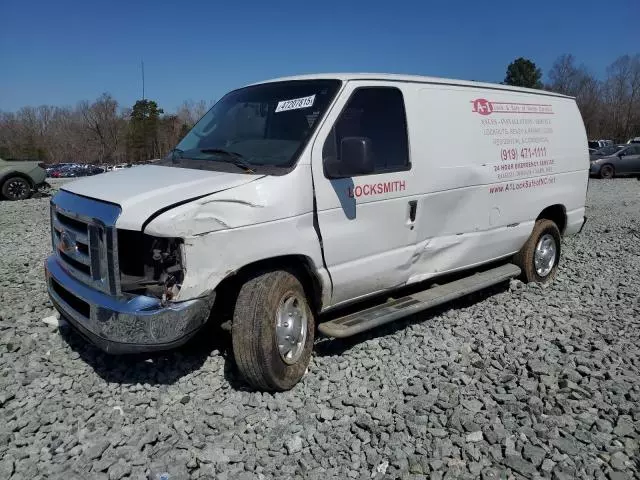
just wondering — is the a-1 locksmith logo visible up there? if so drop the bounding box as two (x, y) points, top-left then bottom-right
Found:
(471, 98), (554, 115)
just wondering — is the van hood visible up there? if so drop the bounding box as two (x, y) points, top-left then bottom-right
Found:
(61, 165), (264, 230)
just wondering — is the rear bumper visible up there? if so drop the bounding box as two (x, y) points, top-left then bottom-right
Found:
(44, 256), (214, 354)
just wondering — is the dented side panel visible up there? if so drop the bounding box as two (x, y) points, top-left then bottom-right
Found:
(142, 166), (330, 304)
(143, 166), (314, 237)
(309, 80), (588, 308)
(177, 213), (329, 303)
(401, 85), (587, 282)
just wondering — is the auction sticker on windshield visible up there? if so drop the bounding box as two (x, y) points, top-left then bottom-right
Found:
(275, 94), (316, 113)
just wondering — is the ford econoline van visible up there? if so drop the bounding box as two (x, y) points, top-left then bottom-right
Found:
(45, 73), (588, 390)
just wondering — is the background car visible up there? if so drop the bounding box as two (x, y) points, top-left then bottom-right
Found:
(589, 144), (624, 161)
(46, 163), (106, 177)
(588, 139), (614, 149)
(590, 144), (640, 178)
(0, 157), (47, 200)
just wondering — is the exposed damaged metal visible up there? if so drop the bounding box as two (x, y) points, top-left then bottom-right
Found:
(117, 231), (186, 303)
(200, 198), (265, 208)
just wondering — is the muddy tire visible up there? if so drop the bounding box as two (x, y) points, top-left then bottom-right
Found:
(231, 269), (314, 391)
(513, 219), (561, 284)
(1, 176), (32, 201)
(600, 164), (615, 179)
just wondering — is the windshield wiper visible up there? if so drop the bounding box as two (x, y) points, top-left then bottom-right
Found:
(200, 148), (255, 173)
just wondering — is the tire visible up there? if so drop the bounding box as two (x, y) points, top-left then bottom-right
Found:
(1, 176), (32, 201)
(600, 164), (615, 179)
(231, 269), (315, 391)
(513, 219), (561, 284)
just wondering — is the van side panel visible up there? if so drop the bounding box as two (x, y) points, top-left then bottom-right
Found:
(401, 84), (588, 283)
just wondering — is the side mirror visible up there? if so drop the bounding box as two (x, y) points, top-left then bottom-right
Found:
(325, 136), (375, 178)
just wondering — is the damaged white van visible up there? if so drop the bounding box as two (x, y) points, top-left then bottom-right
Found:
(45, 74), (589, 390)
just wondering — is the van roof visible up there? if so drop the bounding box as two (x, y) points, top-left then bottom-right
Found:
(248, 73), (574, 99)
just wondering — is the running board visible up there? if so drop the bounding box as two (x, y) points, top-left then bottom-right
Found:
(318, 263), (521, 338)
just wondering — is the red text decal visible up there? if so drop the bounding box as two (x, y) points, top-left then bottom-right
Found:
(472, 99), (554, 115)
(472, 98), (493, 115)
(348, 180), (406, 198)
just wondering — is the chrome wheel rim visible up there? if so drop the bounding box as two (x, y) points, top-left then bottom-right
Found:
(534, 233), (557, 277)
(275, 293), (308, 365)
(7, 179), (29, 199)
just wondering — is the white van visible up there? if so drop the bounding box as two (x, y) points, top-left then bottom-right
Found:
(45, 73), (588, 390)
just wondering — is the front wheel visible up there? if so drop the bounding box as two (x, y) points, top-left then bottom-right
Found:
(231, 270), (315, 391)
(600, 164), (615, 179)
(2, 176), (32, 200)
(513, 219), (561, 284)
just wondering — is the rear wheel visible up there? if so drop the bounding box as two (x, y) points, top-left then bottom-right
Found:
(1, 176), (32, 200)
(231, 269), (314, 391)
(600, 164), (615, 179)
(513, 219), (561, 284)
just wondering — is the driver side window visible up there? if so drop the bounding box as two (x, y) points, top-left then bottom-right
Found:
(322, 87), (410, 176)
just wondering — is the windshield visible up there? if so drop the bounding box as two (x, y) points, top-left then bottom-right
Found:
(166, 80), (341, 171)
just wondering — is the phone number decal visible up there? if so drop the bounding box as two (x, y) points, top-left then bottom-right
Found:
(500, 147), (548, 161)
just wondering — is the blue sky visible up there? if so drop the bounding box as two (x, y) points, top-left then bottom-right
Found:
(1, 0), (638, 113)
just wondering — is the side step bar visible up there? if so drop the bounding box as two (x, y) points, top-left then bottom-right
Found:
(318, 263), (521, 338)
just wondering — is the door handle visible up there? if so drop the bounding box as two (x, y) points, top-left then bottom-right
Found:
(408, 200), (417, 223)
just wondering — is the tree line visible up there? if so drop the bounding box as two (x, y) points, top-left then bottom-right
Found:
(504, 54), (639, 142)
(0, 96), (212, 164)
(1, 53), (638, 164)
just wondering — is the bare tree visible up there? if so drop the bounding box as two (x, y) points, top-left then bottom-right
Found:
(78, 93), (124, 163)
(176, 99), (212, 127)
(602, 54), (640, 141)
(548, 54), (604, 136)
(547, 53), (640, 141)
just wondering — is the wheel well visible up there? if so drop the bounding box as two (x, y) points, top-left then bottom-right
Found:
(212, 255), (324, 321)
(537, 204), (567, 235)
(1, 172), (34, 188)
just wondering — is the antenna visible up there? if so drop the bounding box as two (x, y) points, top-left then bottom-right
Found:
(141, 59), (145, 100)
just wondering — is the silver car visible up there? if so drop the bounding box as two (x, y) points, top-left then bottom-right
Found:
(589, 144), (640, 179)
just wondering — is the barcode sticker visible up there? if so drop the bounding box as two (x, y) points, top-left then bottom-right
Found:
(275, 94), (316, 113)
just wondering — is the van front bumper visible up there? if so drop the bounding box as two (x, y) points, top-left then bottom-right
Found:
(44, 256), (213, 354)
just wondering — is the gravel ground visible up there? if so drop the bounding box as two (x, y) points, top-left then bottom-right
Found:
(1, 179), (639, 480)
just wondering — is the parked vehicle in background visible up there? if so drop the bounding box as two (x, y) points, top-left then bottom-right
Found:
(590, 144), (640, 178)
(627, 137), (640, 144)
(589, 144), (624, 161)
(46, 163), (74, 177)
(0, 157), (47, 200)
(588, 139), (614, 149)
(47, 163), (106, 178)
(45, 73), (589, 390)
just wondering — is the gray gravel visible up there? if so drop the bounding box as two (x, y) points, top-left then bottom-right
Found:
(1, 178), (639, 480)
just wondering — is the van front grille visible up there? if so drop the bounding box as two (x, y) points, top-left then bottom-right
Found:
(50, 192), (122, 295)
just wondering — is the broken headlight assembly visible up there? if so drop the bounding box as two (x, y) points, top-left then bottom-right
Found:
(117, 230), (186, 303)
